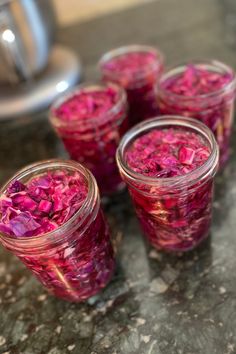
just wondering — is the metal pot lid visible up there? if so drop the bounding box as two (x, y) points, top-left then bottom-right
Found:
(0, 45), (82, 120)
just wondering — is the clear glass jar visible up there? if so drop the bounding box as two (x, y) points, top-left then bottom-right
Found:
(50, 83), (128, 195)
(158, 60), (236, 167)
(99, 45), (164, 127)
(116, 116), (219, 252)
(0, 160), (115, 302)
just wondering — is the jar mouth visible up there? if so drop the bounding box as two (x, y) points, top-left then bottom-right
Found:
(0, 159), (98, 248)
(99, 44), (164, 83)
(158, 59), (236, 101)
(49, 82), (127, 128)
(116, 115), (219, 190)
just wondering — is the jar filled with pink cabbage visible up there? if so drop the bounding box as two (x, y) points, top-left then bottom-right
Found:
(50, 83), (128, 195)
(0, 160), (115, 302)
(117, 116), (219, 252)
(99, 45), (164, 127)
(158, 60), (236, 167)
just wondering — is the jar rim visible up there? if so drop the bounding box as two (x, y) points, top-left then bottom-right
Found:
(116, 115), (219, 190)
(158, 59), (236, 101)
(99, 44), (164, 83)
(0, 159), (99, 248)
(49, 82), (127, 128)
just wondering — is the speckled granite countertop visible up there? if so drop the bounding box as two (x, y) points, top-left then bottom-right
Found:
(1, 0), (236, 353)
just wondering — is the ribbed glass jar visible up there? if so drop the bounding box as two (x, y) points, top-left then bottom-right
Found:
(158, 60), (236, 167)
(117, 116), (219, 252)
(0, 160), (115, 302)
(50, 83), (128, 195)
(100, 45), (164, 127)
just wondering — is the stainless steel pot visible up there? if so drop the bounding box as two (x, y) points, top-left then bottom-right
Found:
(0, 0), (56, 84)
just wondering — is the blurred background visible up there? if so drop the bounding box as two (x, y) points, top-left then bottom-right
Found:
(53, 0), (152, 25)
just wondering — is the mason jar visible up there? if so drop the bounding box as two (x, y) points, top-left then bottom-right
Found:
(99, 44), (164, 127)
(116, 116), (219, 252)
(158, 60), (236, 167)
(0, 159), (115, 302)
(50, 83), (128, 195)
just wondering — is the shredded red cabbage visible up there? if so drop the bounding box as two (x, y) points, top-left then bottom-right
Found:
(55, 87), (119, 121)
(17, 208), (115, 302)
(124, 127), (214, 252)
(52, 85), (128, 195)
(159, 63), (235, 167)
(101, 52), (159, 86)
(162, 65), (232, 95)
(0, 170), (88, 237)
(0, 169), (115, 302)
(125, 128), (210, 177)
(101, 49), (163, 126)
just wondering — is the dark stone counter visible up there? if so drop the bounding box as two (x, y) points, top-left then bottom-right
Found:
(1, 0), (236, 353)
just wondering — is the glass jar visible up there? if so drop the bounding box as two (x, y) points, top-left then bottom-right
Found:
(0, 160), (115, 302)
(116, 116), (219, 252)
(158, 60), (236, 167)
(50, 83), (128, 195)
(99, 45), (164, 127)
